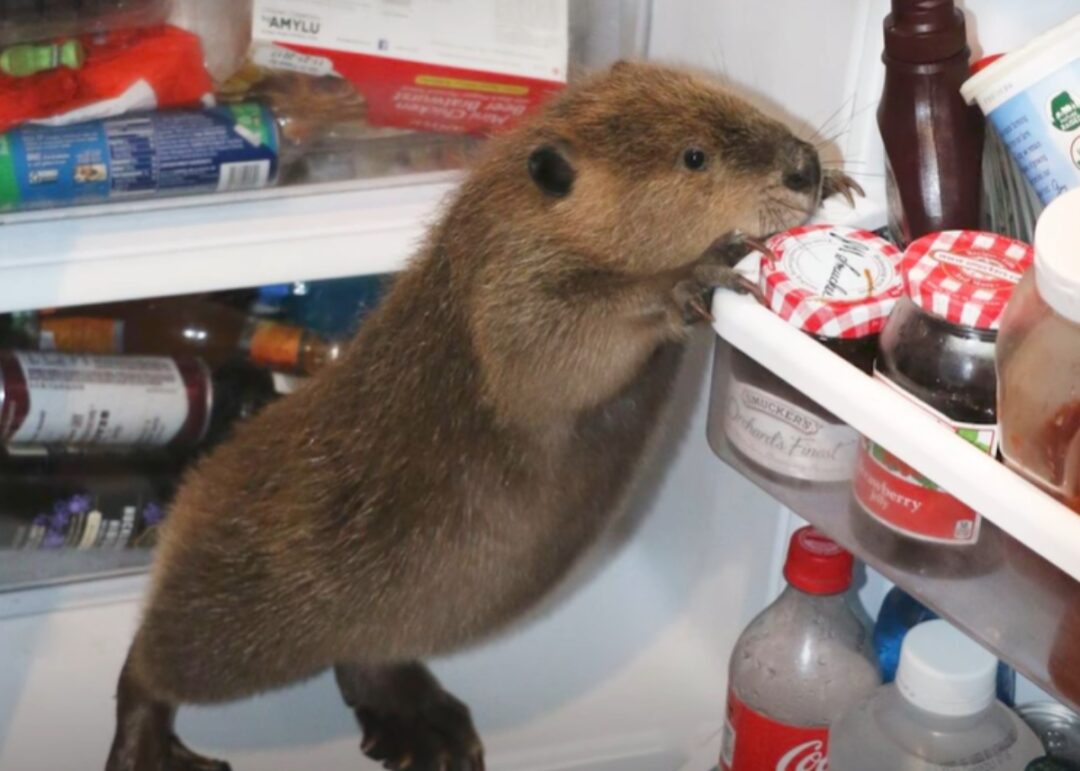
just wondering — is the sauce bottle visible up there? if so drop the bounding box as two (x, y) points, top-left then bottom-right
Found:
(879, 0), (985, 245)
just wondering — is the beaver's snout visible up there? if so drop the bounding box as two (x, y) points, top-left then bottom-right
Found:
(781, 138), (821, 194)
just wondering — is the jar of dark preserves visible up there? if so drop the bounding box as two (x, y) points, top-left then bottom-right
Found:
(853, 230), (1034, 545)
(721, 225), (903, 487)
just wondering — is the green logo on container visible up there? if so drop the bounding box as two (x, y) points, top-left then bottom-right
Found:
(0, 133), (20, 211)
(1051, 91), (1080, 132)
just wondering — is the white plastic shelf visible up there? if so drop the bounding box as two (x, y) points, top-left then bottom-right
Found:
(0, 173), (459, 314)
(711, 292), (1080, 585)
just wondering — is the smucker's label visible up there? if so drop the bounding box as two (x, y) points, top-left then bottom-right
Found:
(720, 690), (829, 771)
(724, 377), (858, 483)
(853, 370), (998, 544)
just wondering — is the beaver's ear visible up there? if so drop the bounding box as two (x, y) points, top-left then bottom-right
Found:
(611, 59), (634, 74)
(528, 143), (575, 198)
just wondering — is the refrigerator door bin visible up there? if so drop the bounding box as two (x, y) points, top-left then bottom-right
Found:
(709, 295), (1080, 712)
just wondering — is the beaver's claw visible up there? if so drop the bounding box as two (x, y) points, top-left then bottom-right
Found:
(673, 263), (764, 325)
(821, 169), (865, 208)
(701, 231), (777, 266)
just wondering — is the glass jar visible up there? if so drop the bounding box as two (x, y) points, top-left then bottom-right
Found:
(998, 188), (1080, 511)
(853, 230), (1034, 545)
(721, 225), (903, 487)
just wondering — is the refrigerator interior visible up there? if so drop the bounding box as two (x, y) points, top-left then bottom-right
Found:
(1, 0), (1079, 769)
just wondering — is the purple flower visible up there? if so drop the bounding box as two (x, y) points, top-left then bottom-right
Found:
(48, 502), (72, 532)
(67, 494), (93, 515)
(142, 502), (165, 527)
(41, 530), (66, 550)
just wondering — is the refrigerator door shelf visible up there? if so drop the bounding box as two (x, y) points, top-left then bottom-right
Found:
(0, 174), (458, 315)
(708, 314), (1080, 712)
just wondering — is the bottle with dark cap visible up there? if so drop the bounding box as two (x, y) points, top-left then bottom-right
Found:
(718, 527), (881, 770)
(878, 0), (985, 245)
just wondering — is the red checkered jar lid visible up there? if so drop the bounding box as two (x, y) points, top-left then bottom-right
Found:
(760, 225), (904, 339)
(899, 230), (1034, 330)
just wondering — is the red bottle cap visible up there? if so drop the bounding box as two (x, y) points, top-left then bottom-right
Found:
(783, 526), (854, 595)
(759, 225), (904, 339)
(970, 53), (1004, 75)
(899, 230), (1034, 330)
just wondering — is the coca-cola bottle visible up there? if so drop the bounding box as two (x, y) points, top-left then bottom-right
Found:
(720, 527), (881, 770)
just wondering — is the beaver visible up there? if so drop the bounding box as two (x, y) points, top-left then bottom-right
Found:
(105, 60), (859, 771)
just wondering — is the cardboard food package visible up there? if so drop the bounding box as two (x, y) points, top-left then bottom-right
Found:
(249, 0), (569, 135)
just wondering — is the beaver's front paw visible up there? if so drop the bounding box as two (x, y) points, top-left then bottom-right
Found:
(672, 263), (763, 324)
(821, 169), (865, 207)
(357, 690), (484, 771)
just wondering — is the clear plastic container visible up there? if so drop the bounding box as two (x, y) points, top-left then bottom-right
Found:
(998, 188), (1080, 512)
(0, 0), (172, 47)
(829, 619), (1043, 770)
(720, 527), (880, 770)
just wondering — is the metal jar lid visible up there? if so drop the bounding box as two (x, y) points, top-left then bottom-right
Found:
(1018, 701), (1080, 765)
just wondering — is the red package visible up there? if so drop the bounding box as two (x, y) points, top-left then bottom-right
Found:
(0, 25), (212, 133)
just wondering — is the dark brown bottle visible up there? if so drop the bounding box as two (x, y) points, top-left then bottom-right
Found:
(879, 0), (985, 245)
(15, 296), (341, 375)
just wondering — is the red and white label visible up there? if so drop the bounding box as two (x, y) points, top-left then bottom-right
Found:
(853, 371), (998, 544)
(252, 0), (568, 134)
(720, 690), (828, 771)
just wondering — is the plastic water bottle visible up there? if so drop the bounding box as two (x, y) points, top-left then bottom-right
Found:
(874, 586), (1016, 705)
(830, 619), (1043, 770)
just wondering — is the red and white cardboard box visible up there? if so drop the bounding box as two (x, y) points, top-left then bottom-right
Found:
(251, 0), (569, 135)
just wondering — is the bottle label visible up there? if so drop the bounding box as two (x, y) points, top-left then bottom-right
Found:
(38, 317), (124, 354)
(5, 352), (192, 448)
(853, 370), (997, 544)
(720, 690), (828, 771)
(0, 104), (278, 212)
(724, 377), (859, 482)
(248, 321), (304, 371)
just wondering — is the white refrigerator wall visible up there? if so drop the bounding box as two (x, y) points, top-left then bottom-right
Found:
(2, 1), (1079, 769)
(0, 336), (787, 771)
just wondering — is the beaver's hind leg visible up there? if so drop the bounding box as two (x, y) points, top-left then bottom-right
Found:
(105, 651), (231, 771)
(335, 660), (485, 771)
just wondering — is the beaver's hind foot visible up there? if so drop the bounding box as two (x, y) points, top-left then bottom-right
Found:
(336, 661), (484, 771)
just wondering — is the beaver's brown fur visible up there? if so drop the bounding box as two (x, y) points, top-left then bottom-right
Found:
(105, 60), (851, 771)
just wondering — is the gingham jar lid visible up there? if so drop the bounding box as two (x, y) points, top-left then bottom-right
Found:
(900, 230), (1034, 330)
(760, 224), (904, 338)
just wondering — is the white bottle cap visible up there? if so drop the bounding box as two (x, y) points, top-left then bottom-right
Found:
(1034, 188), (1080, 325)
(896, 620), (997, 716)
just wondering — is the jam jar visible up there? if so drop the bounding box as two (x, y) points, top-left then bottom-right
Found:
(853, 230), (1034, 545)
(720, 225), (903, 487)
(998, 189), (1080, 512)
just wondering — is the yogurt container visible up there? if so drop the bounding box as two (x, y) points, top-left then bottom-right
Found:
(961, 13), (1080, 205)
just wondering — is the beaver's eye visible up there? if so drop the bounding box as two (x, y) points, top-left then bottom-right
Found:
(682, 148), (708, 171)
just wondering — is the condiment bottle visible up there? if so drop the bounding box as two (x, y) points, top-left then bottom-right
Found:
(17, 296), (341, 376)
(879, 0), (985, 245)
(720, 527), (880, 770)
(997, 188), (1080, 511)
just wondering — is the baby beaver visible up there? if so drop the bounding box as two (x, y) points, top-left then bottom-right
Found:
(105, 60), (859, 771)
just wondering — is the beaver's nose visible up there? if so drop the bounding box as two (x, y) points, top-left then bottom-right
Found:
(782, 140), (821, 194)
